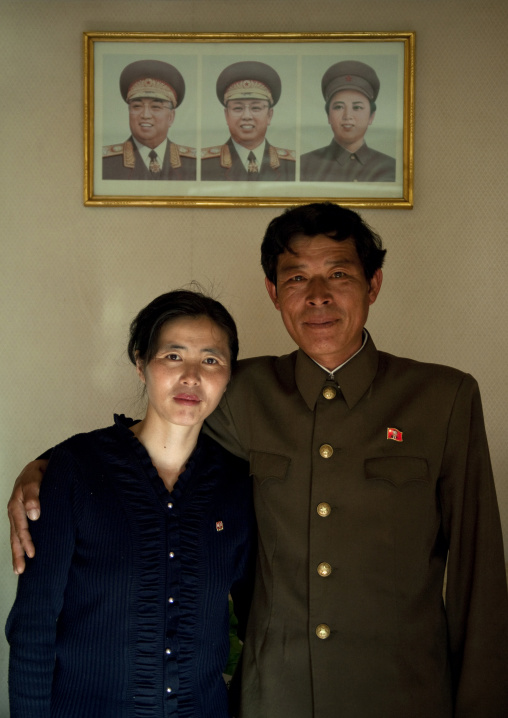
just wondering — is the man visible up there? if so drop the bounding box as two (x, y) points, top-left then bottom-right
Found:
(300, 61), (396, 182)
(102, 59), (196, 181)
(201, 60), (295, 181)
(8, 204), (508, 717)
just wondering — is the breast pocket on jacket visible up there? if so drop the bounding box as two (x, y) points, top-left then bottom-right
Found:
(249, 451), (291, 486)
(364, 456), (430, 487)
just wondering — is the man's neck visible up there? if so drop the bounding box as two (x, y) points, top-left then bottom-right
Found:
(311, 330), (368, 376)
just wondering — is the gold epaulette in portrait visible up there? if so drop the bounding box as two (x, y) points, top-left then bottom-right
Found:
(201, 146), (225, 160)
(103, 143), (126, 158)
(175, 145), (196, 159)
(274, 147), (296, 162)
(102, 141), (136, 168)
(201, 145), (233, 169)
(169, 143), (196, 169)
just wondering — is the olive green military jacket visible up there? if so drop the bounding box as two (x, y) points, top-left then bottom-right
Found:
(205, 335), (508, 718)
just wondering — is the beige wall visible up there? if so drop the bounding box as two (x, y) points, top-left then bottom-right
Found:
(1, 0), (507, 710)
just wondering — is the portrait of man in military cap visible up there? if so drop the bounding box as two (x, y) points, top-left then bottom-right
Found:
(102, 59), (196, 181)
(201, 60), (295, 182)
(300, 60), (396, 182)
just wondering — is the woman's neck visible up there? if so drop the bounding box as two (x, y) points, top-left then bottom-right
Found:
(131, 413), (202, 492)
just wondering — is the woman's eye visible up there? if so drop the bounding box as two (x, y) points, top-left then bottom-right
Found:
(167, 354), (181, 361)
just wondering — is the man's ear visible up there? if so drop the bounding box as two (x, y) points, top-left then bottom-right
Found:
(265, 276), (281, 311)
(368, 268), (383, 306)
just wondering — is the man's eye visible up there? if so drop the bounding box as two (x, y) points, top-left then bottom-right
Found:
(290, 275), (305, 282)
(332, 271), (346, 278)
(203, 357), (218, 365)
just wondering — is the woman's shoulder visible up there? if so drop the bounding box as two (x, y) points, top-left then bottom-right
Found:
(53, 415), (137, 458)
(52, 423), (116, 461)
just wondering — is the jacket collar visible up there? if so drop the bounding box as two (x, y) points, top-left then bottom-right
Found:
(330, 139), (371, 167)
(295, 333), (379, 411)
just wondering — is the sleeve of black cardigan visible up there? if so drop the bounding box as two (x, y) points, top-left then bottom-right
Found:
(5, 445), (77, 717)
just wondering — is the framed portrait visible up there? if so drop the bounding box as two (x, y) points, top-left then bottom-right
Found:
(84, 32), (415, 208)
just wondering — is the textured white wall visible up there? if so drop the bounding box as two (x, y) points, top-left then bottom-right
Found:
(1, 1), (507, 713)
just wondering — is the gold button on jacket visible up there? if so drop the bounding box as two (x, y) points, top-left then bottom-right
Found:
(317, 562), (332, 577)
(316, 624), (331, 640)
(322, 386), (337, 400)
(317, 502), (331, 517)
(319, 443), (333, 458)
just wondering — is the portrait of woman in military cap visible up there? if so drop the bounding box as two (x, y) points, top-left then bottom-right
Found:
(300, 60), (396, 183)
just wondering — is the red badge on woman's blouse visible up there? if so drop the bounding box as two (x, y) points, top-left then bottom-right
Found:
(216, 521), (224, 531)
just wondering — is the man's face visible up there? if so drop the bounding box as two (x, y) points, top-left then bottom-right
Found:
(128, 98), (175, 149)
(328, 89), (375, 152)
(224, 99), (273, 150)
(265, 234), (382, 370)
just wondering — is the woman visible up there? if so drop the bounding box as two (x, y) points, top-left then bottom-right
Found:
(6, 290), (256, 718)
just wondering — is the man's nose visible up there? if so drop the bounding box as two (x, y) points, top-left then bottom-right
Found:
(141, 102), (153, 117)
(241, 105), (254, 118)
(306, 278), (332, 305)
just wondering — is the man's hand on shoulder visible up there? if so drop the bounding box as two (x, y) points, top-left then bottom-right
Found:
(7, 460), (48, 574)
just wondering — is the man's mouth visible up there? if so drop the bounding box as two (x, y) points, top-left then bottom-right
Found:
(303, 318), (337, 328)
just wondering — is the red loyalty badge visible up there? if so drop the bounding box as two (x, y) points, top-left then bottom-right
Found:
(216, 521), (224, 532)
(387, 427), (403, 442)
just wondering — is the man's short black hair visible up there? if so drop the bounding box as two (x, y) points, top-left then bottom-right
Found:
(261, 202), (386, 286)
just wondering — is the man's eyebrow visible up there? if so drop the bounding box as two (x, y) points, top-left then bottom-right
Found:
(279, 257), (356, 273)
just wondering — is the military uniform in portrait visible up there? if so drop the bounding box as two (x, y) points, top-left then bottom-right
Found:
(103, 138), (196, 181)
(202, 138), (295, 181)
(202, 60), (295, 182)
(300, 140), (395, 182)
(102, 58), (196, 182)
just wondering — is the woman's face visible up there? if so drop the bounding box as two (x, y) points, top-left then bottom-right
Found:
(137, 315), (232, 429)
(327, 89), (374, 151)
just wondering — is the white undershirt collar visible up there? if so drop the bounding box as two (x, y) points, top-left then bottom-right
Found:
(231, 138), (266, 172)
(312, 329), (369, 378)
(132, 136), (168, 170)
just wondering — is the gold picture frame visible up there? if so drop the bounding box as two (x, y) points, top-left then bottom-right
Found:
(84, 31), (415, 208)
